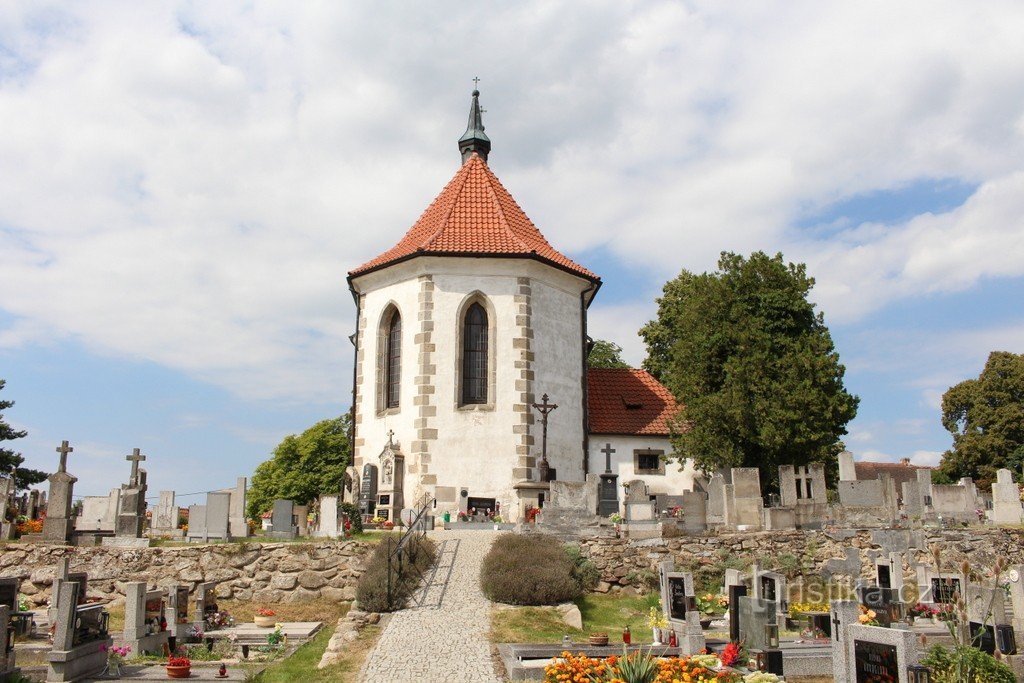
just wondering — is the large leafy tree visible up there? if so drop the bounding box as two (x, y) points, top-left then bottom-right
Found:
(246, 413), (351, 520)
(640, 251), (859, 488)
(937, 351), (1024, 487)
(588, 339), (630, 369)
(0, 379), (48, 490)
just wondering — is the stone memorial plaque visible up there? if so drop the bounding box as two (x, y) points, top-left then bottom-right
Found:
(932, 577), (961, 604)
(359, 464), (378, 515)
(854, 639), (897, 682)
(969, 621), (996, 655)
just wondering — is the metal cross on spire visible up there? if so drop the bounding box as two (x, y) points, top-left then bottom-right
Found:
(531, 394), (558, 481)
(472, 76), (480, 88)
(55, 440), (74, 474)
(126, 448), (146, 486)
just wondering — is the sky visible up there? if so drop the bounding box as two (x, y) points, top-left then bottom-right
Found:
(1, 2), (1023, 501)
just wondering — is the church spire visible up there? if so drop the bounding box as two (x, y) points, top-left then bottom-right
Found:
(458, 84), (490, 164)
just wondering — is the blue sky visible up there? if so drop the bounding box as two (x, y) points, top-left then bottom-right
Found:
(1, 2), (1023, 500)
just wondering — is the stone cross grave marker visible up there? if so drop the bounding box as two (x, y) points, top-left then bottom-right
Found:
(41, 440), (78, 544)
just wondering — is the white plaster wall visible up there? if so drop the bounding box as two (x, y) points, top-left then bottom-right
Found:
(352, 275), (421, 478)
(531, 278), (586, 482)
(587, 434), (695, 495)
(351, 256), (594, 515)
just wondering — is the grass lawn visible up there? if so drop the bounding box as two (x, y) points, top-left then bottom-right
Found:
(257, 622), (383, 682)
(491, 591), (662, 644)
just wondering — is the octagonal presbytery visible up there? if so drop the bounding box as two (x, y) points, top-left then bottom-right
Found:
(345, 89), (601, 523)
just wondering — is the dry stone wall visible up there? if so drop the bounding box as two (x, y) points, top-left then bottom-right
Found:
(0, 540), (373, 606)
(579, 527), (1024, 590)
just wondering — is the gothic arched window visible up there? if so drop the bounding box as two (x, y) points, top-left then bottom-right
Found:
(385, 311), (401, 409)
(461, 303), (488, 404)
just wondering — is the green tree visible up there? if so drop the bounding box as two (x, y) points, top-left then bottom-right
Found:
(588, 339), (629, 368)
(937, 351), (1024, 487)
(640, 251), (859, 488)
(246, 413), (351, 521)
(0, 379), (48, 490)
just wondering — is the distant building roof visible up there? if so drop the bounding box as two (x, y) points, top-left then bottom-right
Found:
(588, 368), (679, 436)
(854, 458), (932, 492)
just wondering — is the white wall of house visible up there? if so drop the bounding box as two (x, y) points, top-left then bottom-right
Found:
(586, 434), (695, 499)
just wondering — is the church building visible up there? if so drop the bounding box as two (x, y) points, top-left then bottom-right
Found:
(345, 90), (693, 523)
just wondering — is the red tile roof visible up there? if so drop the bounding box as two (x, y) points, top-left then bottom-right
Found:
(349, 154), (598, 281)
(588, 368), (679, 436)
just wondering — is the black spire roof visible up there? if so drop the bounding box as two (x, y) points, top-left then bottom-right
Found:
(458, 88), (491, 164)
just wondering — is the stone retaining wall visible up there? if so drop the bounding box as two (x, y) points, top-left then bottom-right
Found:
(579, 527), (1024, 591)
(0, 540), (374, 606)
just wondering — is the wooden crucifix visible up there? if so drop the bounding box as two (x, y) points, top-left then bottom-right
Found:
(55, 440), (74, 474)
(125, 448), (146, 487)
(531, 394), (558, 480)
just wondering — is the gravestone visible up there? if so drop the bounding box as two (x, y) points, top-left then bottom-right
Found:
(229, 476), (249, 538)
(206, 492), (231, 540)
(75, 489), (120, 532)
(737, 595), (776, 651)
(624, 480), (653, 521)
(680, 490), (707, 532)
(0, 578), (17, 616)
(150, 490), (182, 537)
(1005, 565), (1024, 638)
(294, 504), (309, 536)
(656, 561), (704, 654)
(991, 469), (1023, 524)
(0, 604), (20, 680)
(193, 582), (219, 632)
(103, 449), (150, 547)
(165, 585), (191, 642)
(268, 499), (297, 539)
(40, 441), (78, 544)
(754, 568), (788, 623)
(317, 496), (340, 538)
(359, 463), (378, 517)
(47, 578), (112, 682)
(1, 474), (17, 540)
(777, 463), (828, 529)
(833, 622), (922, 683)
(728, 583), (748, 642)
(185, 504), (207, 542)
(123, 582), (169, 654)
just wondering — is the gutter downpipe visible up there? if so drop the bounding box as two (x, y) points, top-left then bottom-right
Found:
(348, 278), (362, 489)
(580, 279), (600, 479)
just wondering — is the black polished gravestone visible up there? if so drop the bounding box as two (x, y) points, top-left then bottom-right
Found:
(857, 586), (893, 627)
(729, 584), (748, 643)
(969, 622), (997, 655)
(359, 464), (378, 516)
(854, 639), (898, 683)
(668, 576), (689, 621)
(931, 577), (962, 604)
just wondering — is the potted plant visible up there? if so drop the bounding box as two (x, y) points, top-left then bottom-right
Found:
(695, 593), (728, 628)
(166, 654), (191, 679)
(588, 632), (609, 646)
(254, 607), (276, 628)
(908, 602), (936, 624)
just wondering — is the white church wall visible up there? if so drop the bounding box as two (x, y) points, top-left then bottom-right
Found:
(351, 257), (594, 522)
(530, 277), (587, 482)
(587, 434), (695, 496)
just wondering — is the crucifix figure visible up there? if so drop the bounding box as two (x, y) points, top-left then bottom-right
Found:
(600, 443), (616, 474)
(531, 394), (558, 481)
(125, 448), (146, 487)
(55, 440), (74, 474)
(386, 430), (395, 448)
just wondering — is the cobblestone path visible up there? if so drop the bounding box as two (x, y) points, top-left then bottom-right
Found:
(360, 529), (503, 682)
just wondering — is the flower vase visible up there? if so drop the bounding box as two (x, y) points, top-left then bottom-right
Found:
(651, 627), (662, 645)
(108, 662), (120, 677)
(166, 665), (191, 679)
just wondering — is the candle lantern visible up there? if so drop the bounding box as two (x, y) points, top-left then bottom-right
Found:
(765, 623), (780, 649)
(907, 664), (931, 683)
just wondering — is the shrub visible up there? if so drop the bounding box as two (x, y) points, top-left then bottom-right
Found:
(481, 534), (583, 605)
(355, 533), (437, 612)
(339, 502), (363, 534)
(921, 644), (1015, 683)
(564, 543), (600, 592)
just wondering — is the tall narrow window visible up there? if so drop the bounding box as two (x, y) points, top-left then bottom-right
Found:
(462, 303), (488, 404)
(386, 312), (401, 408)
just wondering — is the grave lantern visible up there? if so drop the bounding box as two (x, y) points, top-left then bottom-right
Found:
(765, 623), (780, 648)
(907, 664), (931, 683)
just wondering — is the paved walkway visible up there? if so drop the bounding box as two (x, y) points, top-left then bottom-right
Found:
(360, 529), (502, 682)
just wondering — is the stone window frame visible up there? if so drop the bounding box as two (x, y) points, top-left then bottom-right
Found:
(454, 291), (496, 411)
(634, 449), (665, 475)
(376, 303), (403, 416)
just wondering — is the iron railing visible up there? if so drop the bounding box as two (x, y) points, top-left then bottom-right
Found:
(384, 493), (435, 610)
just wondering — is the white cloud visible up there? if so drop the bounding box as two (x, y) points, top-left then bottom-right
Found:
(0, 1), (1023, 403)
